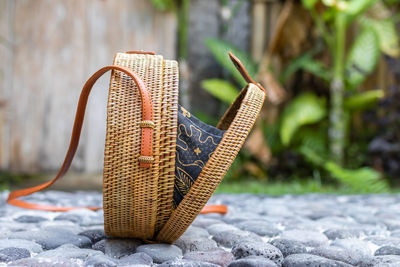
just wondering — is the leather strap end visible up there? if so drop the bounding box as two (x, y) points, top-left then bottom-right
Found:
(200, 204), (228, 214)
(228, 52), (266, 93)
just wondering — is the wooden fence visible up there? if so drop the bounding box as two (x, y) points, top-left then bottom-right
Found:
(0, 0), (177, 172)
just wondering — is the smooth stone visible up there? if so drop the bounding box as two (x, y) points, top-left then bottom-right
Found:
(14, 215), (48, 223)
(310, 246), (362, 265)
(0, 247), (30, 262)
(374, 246), (400, 256)
(182, 226), (210, 238)
(364, 236), (400, 247)
(280, 230), (329, 247)
(269, 239), (307, 257)
(358, 255), (400, 267)
(282, 253), (353, 267)
(92, 239), (106, 253)
(323, 228), (363, 240)
(228, 256), (278, 267)
(331, 239), (372, 258)
(159, 259), (219, 267)
(0, 239), (43, 253)
(0, 221), (37, 232)
(235, 220), (281, 237)
(206, 224), (239, 236)
(231, 241), (283, 266)
(40, 221), (83, 235)
(104, 239), (142, 259)
(212, 230), (262, 248)
(118, 252), (153, 266)
(192, 218), (224, 228)
(136, 244), (182, 264)
(79, 229), (106, 243)
(37, 244), (103, 260)
(84, 254), (118, 267)
(54, 214), (82, 224)
(183, 249), (234, 267)
(9, 229), (92, 250)
(9, 257), (81, 267)
(174, 235), (218, 253)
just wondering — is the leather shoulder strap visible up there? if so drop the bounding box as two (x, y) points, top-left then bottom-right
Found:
(6, 63), (227, 215)
(7, 65), (154, 211)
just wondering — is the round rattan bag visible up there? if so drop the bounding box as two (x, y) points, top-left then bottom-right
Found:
(7, 51), (266, 243)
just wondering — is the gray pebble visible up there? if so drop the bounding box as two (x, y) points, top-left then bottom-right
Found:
(310, 245), (363, 265)
(9, 229), (92, 250)
(192, 218), (224, 228)
(235, 220), (281, 237)
(118, 252), (153, 266)
(324, 228), (363, 240)
(84, 254), (118, 267)
(332, 238), (372, 258)
(9, 257), (81, 267)
(79, 229), (106, 243)
(0, 239), (43, 253)
(174, 235), (218, 253)
(280, 230), (329, 247)
(182, 226), (210, 238)
(136, 243), (182, 264)
(14, 215), (48, 223)
(37, 244), (103, 260)
(228, 255), (278, 267)
(231, 241), (283, 266)
(374, 246), (400, 256)
(54, 214), (82, 224)
(104, 239), (142, 259)
(159, 259), (219, 267)
(269, 239), (306, 257)
(212, 230), (262, 248)
(0, 247), (30, 262)
(183, 249), (234, 267)
(206, 224), (238, 236)
(282, 253), (353, 267)
(92, 239), (106, 253)
(358, 255), (400, 267)
(364, 236), (400, 247)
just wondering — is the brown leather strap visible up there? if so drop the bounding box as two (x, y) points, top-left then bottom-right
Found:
(7, 65), (154, 211)
(229, 52), (266, 92)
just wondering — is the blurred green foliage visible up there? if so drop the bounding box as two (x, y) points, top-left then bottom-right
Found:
(202, 0), (400, 193)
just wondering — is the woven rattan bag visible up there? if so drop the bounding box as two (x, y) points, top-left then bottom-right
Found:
(7, 51), (266, 243)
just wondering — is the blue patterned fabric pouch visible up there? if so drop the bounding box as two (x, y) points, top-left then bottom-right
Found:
(173, 105), (225, 208)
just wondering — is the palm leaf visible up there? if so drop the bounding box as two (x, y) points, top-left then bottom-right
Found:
(345, 26), (380, 89)
(280, 93), (327, 146)
(201, 79), (239, 104)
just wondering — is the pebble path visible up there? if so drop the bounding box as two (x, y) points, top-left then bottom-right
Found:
(1, 191), (400, 266)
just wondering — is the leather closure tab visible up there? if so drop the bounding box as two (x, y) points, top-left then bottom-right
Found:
(228, 52), (266, 93)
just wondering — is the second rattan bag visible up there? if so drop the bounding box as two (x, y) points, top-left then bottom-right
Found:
(7, 51), (266, 243)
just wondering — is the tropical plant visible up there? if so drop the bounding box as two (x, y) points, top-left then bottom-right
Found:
(201, 0), (399, 192)
(297, 0), (399, 165)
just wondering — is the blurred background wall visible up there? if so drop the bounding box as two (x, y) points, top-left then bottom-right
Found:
(0, 0), (258, 173)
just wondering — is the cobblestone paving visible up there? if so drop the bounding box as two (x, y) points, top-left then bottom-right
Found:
(1, 191), (400, 266)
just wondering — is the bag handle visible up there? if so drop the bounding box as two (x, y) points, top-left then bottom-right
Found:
(7, 65), (154, 211)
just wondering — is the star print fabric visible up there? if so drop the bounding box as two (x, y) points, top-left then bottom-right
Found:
(173, 105), (225, 208)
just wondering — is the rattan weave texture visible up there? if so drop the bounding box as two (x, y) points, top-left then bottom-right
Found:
(103, 53), (178, 239)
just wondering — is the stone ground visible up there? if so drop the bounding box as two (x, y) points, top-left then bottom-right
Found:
(1, 192), (400, 266)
